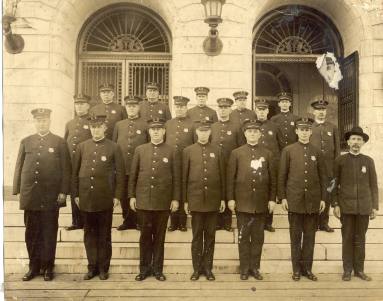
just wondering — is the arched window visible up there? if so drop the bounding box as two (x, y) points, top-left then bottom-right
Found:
(76, 4), (172, 105)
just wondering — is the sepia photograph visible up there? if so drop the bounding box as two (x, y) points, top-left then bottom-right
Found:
(2, 0), (383, 300)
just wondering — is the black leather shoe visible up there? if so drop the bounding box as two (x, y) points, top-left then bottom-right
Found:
(224, 225), (233, 232)
(240, 273), (249, 280)
(83, 270), (98, 280)
(135, 272), (148, 281)
(65, 224), (82, 231)
(167, 225), (177, 232)
(319, 224), (334, 232)
(99, 271), (109, 280)
(264, 225), (275, 232)
(179, 225), (188, 232)
(342, 272), (352, 281)
(190, 271), (200, 281)
(292, 272), (301, 281)
(22, 269), (37, 281)
(205, 270), (215, 281)
(43, 269), (54, 281)
(355, 271), (372, 281)
(154, 272), (166, 281)
(302, 270), (317, 281)
(250, 269), (263, 280)
(117, 223), (129, 231)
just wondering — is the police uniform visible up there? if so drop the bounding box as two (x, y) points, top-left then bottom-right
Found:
(89, 83), (128, 139)
(72, 114), (125, 279)
(113, 96), (149, 230)
(227, 120), (277, 279)
(278, 118), (327, 280)
(64, 94), (92, 229)
(13, 108), (71, 281)
(230, 91), (256, 126)
(211, 98), (242, 231)
(187, 87), (218, 123)
(183, 120), (226, 279)
(310, 100), (340, 231)
(166, 96), (196, 231)
(270, 92), (299, 149)
(332, 127), (378, 279)
(139, 82), (172, 122)
(128, 119), (181, 279)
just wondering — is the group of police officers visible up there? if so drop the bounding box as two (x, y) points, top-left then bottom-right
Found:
(13, 81), (379, 284)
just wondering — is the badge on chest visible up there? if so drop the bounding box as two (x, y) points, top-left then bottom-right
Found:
(251, 157), (265, 170)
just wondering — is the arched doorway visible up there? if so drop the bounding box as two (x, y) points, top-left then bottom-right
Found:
(76, 3), (172, 105)
(252, 5), (358, 147)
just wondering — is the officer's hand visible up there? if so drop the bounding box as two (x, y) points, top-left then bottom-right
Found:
(130, 198), (137, 212)
(319, 200), (326, 214)
(268, 201), (276, 214)
(57, 193), (66, 205)
(219, 200), (226, 213)
(333, 205), (341, 219)
(74, 197), (80, 208)
(170, 200), (179, 213)
(370, 209), (378, 220)
(281, 199), (289, 212)
(184, 202), (190, 215)
(113, 198), (120, 208)
(228, 200), (236, 212)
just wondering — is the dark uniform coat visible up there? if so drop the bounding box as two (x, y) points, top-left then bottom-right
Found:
(64, 114), (92, 158)
(211, 120), (244, 158)
(227, 144), (277, 213)
(72, 138), (125, 212)
(89, 102), (128, 139)
(332, 153), (379, 215)
(187, 106), (218, 123)
(139, 100), (172, 122)
(182, 143), (226, 212)
(229, 108), (256, 126)
(165, 117), (195, 152)
(270, 112), (299, 149)
(258, 120), (281, 158)
(278, 142), (328, 214)
(112, 117), (149, 175)
(128, 142), (181, 210)
(13, 133), (71, 210)
(310, 121), (340, 177)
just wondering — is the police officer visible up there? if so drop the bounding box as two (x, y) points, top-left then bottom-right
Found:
(211, 98), (243, 231)
(230, 91), (256, 126)
(310, 99), (340, 232)
(227, 120), (277, 281)
(90, 83), (128, 139)
(166, 96), (195, 232)
(332, 127), (379, 281)
(183, 119), (226, 281)
(13, 108), (71, 281)
(187, 87), (218, 123)
(113, 96), (148, 231)
(254, 99), (280, 232)
(139, 82), (172, 122)
(64, 94), (92, 231)
(72, 114), (125, 281)
(270, 92), (299, 149)
(279, 117), (327, 281)
(129, 118), (181, 281)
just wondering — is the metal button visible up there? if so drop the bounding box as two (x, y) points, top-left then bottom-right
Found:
(34, 181), (38, 184)
(91, 186), (94, 189)
(151, 185), (154, 188)
(35, 171), (39, 174)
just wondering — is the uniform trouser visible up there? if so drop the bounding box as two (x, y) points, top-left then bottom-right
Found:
(138, 210), (169, 274)
(191, 211), (218, 272)
(288, 212), (318, 273)
(70, 194), (83, 227)
(169, 200), (187, 228)
(120, 176), (138, 227)
(82, 209), (113, 273)
(340, 214), (369, 273)
(24, 209), (59, 272)
(217, 206), (232, 228)
(237, 212), (266, 273)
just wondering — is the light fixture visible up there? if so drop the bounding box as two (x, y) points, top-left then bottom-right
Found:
(201, 0), (225, 56)
(3, 0), (24, 54)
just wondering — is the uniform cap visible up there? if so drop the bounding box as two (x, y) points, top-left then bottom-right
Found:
(217, 98), (234, 107)
(295, 117), (314, 128)
(148, 117), (166, 128)
(196, 118), (214, 130)
(146, 82), (159, 90)
(173, 96), (190, 106)
(73, 93), (91, 103)
(194, 87), (210, 95)
(276, 92), (293, 102)
(31, 108), (51, 119)
(242, 119), (262, 132)
(99, 83), (114, 92)
(311, 99), (329, 109)
(124, 95), (141, 105)
(88, 114), (107, 126)
(253, 98), (269, 108)
(345, 126), (369, 142)
(233, 91), (249, 100)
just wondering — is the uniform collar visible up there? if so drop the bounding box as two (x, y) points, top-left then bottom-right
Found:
(37, 131), (50, 137)
(247, 143), (258, 147)
(78, 113), (89, 119)
(219, 118), (230, 123)
(102, 100), (114, 105)
(298, 140), (310, 146)
(349, 151), (361, 157)
(151, 140), (164, 146)
(128, 115), (139, 120)
(314, 119), (325, 125)
(198, 141), (209, 146)
(93, 136), (105, 143)
(176, 116), (187, 120)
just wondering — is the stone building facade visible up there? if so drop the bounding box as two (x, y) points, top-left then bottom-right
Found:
(3, 0), (383, 193)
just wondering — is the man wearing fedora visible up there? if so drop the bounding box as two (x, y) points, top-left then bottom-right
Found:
(166, 96), (196, 232)
(139, 82), (172, 122)
(13, 108), (71, 281)
(332, 126), (378, 281)
(64, 94), (92, 231)
(310, 99), (340, 233)
(72, 114), (125, 280)
(113, 96), (149, 231)
(90, 83), (128, 139)
(187, 87), (218, 123)
(129, 118), (181, 281)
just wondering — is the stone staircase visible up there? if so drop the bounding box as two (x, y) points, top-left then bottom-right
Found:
(4, 187), (383, 275)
